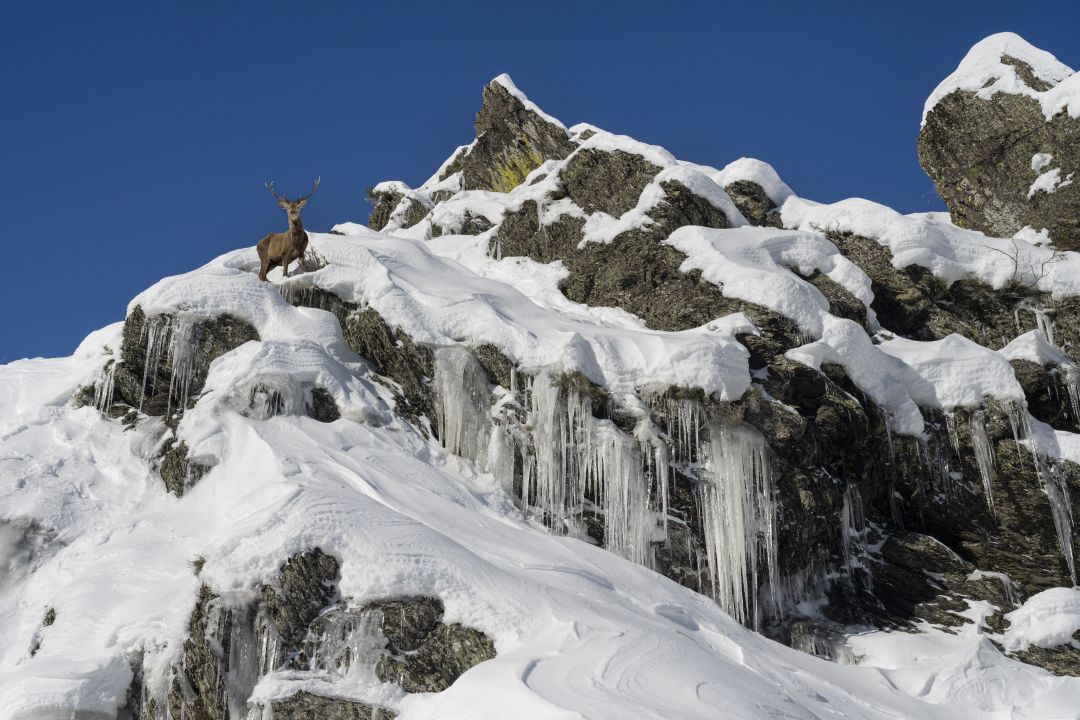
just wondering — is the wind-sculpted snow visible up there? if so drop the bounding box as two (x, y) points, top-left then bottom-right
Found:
(877, 334), (1027, 410)
(207, 230), (754, 398)
(1004, 587), (1080, 652)
(665, 225), (875, 334)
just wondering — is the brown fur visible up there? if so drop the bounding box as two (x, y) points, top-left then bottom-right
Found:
(257, 178), (319, 281)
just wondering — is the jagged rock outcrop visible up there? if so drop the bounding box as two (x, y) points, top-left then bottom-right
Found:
(919, 36), (1080, 249)
(367, 184), (405, 231)
(444, 76), (576, 193)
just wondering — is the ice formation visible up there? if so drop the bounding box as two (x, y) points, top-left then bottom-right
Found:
(433, 345), (495, 468)
(139, 313), (201, 416)
(699, 422), (779, 629)
(1006, 402), (1077, 584)
(969, 410), (998, 516)
(841, 484), (871, 590)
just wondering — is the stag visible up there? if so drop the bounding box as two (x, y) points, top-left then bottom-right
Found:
(257, 177), (320, 281)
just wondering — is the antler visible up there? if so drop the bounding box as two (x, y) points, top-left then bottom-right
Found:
(265, 181), (284, 202)
(298, 176), (321, 203)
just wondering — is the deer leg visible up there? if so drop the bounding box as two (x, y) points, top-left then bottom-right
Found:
(280, 255), (290, 278)
(298, 254), (307, 273)
(258, 254), (271, 282)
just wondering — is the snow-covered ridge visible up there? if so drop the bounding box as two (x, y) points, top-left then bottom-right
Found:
(343, 80), (1080, 439)
(133, 233), (755, 399)
(923, 31), (1080, 123)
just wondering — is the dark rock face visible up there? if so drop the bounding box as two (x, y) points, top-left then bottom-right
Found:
(156, 439), (210, 497)
(271, 692), (394, 720)
(560, 148), (661, 216)
(307, 386), (342, 423)
(367, 186), (404, 231)
(262, 548), (341, 647)
(487, 173), (804, 339)
(822, 230), (1064, 348)
(1010, 359), (1080, 432)
(452, 79), (576, 193)
(431, 210), (494, 238)
(367, 186), (431, 232)
(371, 597), (497, 693)
(724, 180), (777, 227)
(919, 84), (1080, 249)
(113, 306), (259, 420)
(341, 308), (435, 426)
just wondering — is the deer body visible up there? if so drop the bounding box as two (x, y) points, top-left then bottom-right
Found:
(257, 178), (319, 281)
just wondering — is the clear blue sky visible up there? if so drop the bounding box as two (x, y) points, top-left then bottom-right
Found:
(2, 1), (1077, 360)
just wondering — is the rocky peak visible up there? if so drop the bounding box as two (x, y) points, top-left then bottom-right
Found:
(449, 74), (576, 193)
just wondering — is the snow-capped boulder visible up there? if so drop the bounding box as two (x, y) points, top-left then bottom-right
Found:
(919, 33), (1080, 249)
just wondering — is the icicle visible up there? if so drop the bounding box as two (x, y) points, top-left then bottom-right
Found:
(1032, 307), (1056, 347)
(840, 485), (871, 590)
(699, 421), (779, 629)
(225, 604), (260, 720)
(945, 413), (960, 455)
(915, 431), (954, 498)
(1064, 365), (1080, 425)
(166, 317), (199, 416)
(486, 422), (517, 495)
(585, 423), (653, 566)
(94, 361), (116, 412)
(139, 316), (170, 411)
(137, 314), (202, 415)
(652, 442), (670, 538)
(527, 370), (585, 527)
(879, 407), (894, 459)
(515, 371), (669, 567)
(969, 410), (997, 516)
(433, 345), (495, 467)
(308, 609), (383, 680)
(1005, 402), (1076, 585)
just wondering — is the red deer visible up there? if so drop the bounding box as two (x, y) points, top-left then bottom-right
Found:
(257, 178), (320, 281)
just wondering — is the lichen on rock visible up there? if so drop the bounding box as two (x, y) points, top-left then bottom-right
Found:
(454, 77), (576, 193)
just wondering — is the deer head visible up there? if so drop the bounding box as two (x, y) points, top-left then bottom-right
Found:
(265, 177), (320, 225)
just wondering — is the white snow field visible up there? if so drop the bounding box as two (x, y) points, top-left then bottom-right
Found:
(6, 52), (1080, 719)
